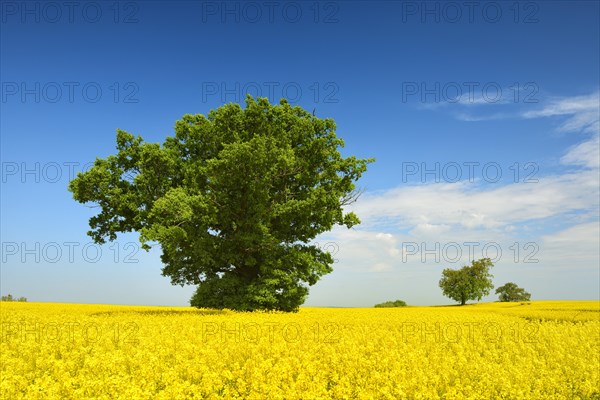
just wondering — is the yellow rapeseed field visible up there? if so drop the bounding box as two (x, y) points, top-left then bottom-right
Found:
(1, 300), (598, 399)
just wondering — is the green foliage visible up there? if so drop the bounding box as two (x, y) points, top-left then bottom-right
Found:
(1, 294), (27, 302)
(69, 96), (374, 312)
(439, 258), (494, 305)
(374, 299), (407, 308)
(496, 282), (531, 302)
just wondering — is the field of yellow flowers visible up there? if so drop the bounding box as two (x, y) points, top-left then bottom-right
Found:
(1, 300), (598, 399)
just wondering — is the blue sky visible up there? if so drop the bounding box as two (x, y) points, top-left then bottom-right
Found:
(1, 1), (598, 306)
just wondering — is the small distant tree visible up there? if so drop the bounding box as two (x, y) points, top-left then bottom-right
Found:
(1, 294), (26, 302)
(374, 299), (407, 308)
(439, 258), (494, 305)
(495, 282), (531, 302)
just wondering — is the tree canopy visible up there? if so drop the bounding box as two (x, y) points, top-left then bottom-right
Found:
(495, 282), (531, 302)
(69, 96), (374, 311)
(439, 258), (494, 305)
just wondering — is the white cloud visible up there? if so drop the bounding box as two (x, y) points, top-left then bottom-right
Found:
(370, 262), (393, 272)
(541, 221), (599, 247)
(320, 229), (403, 272)
(561, 134), (600, 169)
(537, 222), (600, 271)
(455, 112), (510, 122)
(522, 92), (600, 134)
(440, 91), (600, 134)
(558, 111), (599, 134)
(418, 86), (514, 110)
(409, 223), (451, 237)
(349, 169), (598, 232)
(522, 92), (599, 117)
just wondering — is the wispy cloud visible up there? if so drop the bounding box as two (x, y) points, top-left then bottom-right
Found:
(443, 91), (600, 175)
(420, 94), (512, 110)
(522, 92), (599, 118)
(454, 112), (511, 122)
(455, 91), (600, 133)
(522, 92), (600, 134)
(561, 133), (600, 169)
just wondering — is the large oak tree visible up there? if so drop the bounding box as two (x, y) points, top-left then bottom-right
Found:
(69, 96), (373, 311)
